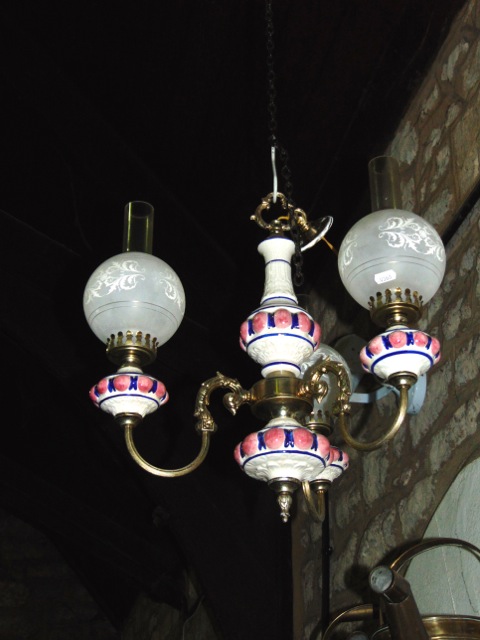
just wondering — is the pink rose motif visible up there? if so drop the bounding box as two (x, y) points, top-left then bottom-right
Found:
(359, 346), (370, 367)
(389, 331), (407, 348)
(138, 376), (154, 393)
(89, 386), (99, 403)
(274, 309), (292, 328)
(155, 382), (167, 399)
(368, 336), (384, 355)
(431, 337), (441, 356)
(252, 312), (268, 333)
(264, 427), (286, 449)
(414, 331), (429, 347)
(297, 312), (311, 332)
(293, 428), (314, 450)
(97, 378), (109, 395)
(316, 434), (331, 458)
(233, 443), (243, 464)
(242, 432), (260, 456)
(328, 447), (349, 468)
(114, 375), (131, 391)
(328, 446), (341, 463)
(240, 321), (248, 344)
(313, 322), (321, 345)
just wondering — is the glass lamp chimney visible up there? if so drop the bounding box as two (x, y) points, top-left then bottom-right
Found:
(368, 156), (402, 211)
(123, 201), (155, 253)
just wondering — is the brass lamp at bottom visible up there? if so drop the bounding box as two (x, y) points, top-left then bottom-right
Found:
(322, 538), (480, 640)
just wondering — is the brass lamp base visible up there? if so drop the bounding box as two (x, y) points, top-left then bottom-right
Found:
(249, 374), (314, 422)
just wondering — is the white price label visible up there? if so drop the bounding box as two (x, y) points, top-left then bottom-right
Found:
(374, 269), (396, 284)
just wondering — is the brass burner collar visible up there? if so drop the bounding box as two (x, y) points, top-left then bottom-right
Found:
(387, 372), (418, 390)
(106, 330), (158, 367)
(368, 288), (423, 328)
(304, 414), (332, 437)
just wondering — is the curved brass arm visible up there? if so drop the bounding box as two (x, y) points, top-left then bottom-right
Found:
(125, 425), (211, 478)
(302, 481), (327, 523)
(122, 372), (251, 478)
(305, 359), (416, 452)
(321, 604), (375, 640)
(337, 383), (410, 452)
(390, 537), (480, 574)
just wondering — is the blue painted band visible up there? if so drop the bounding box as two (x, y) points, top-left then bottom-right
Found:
(370, 349), (433, 375)
(241, 448), (327, 470)
(98, 393), (163, 409)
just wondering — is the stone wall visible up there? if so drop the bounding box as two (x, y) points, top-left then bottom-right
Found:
(298, 1), (480, 637)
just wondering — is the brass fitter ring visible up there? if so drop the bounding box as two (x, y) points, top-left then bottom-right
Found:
(251, 192), (295, 232)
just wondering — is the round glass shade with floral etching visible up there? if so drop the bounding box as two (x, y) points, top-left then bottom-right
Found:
(338, 209), (446, 309)
(83, 251), (185, 347)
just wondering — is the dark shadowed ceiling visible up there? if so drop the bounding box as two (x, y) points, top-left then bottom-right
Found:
(0, 1), (467, 638)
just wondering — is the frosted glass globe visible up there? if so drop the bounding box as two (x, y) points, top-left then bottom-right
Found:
(83, 251), (185, 346)
(338, 209), (446, 309)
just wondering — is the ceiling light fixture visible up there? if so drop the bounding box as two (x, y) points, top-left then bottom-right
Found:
(82, 2), (445, 524)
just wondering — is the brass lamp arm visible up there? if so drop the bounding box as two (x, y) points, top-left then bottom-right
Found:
(321, 604), (375, 640)
(390, 537), (480, 573)
(123, 372), (251, 478)
(337, 383), (411, 452)
(125, 426), (211, 478)
(302, 480), (327, 523)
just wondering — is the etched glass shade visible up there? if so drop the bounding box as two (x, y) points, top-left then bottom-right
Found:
(338, 209), (446, 309)
(83, 251), (186, 347)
